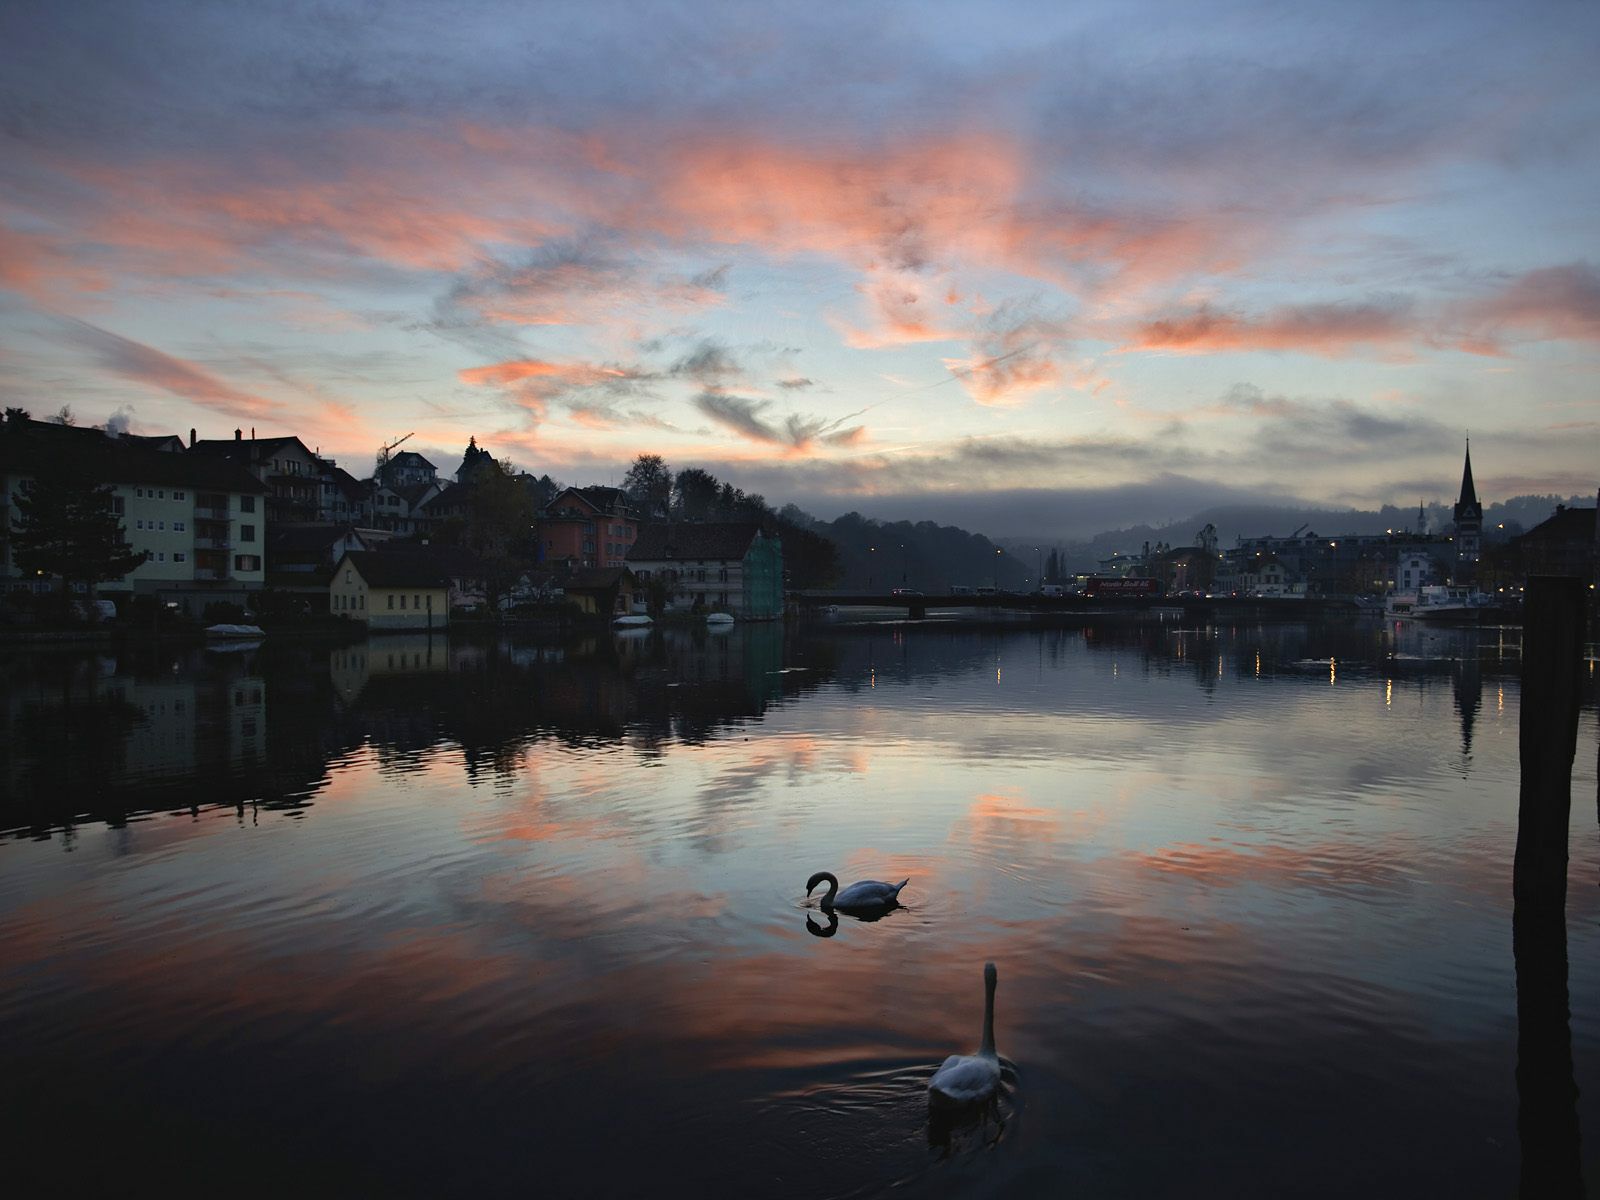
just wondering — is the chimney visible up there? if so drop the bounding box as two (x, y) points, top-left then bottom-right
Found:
(189, 428), (196, 448)
(250, 427), (255, 440)
(234, 428), (242, 441)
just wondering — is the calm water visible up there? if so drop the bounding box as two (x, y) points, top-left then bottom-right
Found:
(2, 618), (1597, 1197)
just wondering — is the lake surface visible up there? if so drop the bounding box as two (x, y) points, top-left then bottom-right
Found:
(3, 617), (1597, 1196)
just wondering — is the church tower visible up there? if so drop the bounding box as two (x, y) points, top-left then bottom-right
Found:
(1451, 440), (1483, 581)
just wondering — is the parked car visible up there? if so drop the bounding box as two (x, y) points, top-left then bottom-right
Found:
(891, 588), (924, 596)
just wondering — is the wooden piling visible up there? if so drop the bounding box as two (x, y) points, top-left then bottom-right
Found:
(1512, 575), (1586, 1197)
(1513, 576), (1584, 907)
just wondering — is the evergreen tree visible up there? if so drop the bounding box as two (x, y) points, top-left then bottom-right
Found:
(11, 467), (147, 606)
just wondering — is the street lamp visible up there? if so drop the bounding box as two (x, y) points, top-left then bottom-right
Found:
(868, 545), (876, 591)
(993, 547), (1002, 591)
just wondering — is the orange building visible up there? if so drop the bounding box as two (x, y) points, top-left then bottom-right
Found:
(537, 486), (638, 570)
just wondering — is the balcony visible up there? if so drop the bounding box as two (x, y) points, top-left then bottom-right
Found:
(193, 567), (231, 582)
(193, 536), (231, 550)
(194, 505), (230, 520)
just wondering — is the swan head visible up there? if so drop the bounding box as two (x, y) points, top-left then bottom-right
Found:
(805, 871), (831, 896)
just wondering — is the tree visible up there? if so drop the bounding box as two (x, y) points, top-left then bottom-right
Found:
(621, 454), (672, 517)
(674, 467), (721, 519)
(11, 467), (147, 609)
(458, 458), (537, 613)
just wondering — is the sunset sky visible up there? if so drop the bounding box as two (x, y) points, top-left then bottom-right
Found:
(1, 0), (1596, 535)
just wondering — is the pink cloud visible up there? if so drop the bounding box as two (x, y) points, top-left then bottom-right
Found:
(1450, 262), (1600, 353)
(1132, 299), (1417, 358)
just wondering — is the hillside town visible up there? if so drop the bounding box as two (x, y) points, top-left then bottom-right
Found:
(0, 411), (1595, 631)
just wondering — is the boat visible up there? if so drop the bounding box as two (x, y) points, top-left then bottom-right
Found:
(613, 614), (653, 627)
(1386, 585), (1503, 623)
(205, 623), (266, 639)
(705, 612), (735, 625)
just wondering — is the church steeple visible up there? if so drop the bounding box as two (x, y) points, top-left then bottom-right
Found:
(1454, 439), (1480, 520)
(1450, 439), (1483, 580)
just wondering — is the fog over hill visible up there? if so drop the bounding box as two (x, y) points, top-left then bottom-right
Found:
(990, 493), (1592, 572)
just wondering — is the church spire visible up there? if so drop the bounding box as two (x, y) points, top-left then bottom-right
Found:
(1457, 438), (1478, 513)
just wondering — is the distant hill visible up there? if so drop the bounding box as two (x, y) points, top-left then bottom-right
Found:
(1005, 493), (1590, 572)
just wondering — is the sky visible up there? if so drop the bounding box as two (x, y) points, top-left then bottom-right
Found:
(1, 0), (1597, 537)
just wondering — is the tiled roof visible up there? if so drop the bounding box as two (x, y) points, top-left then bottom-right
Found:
(628, 522), (762, 562)
(565, 566), (633, 590)
(337, 550), (451, 588)
(0, 425), (267, 493)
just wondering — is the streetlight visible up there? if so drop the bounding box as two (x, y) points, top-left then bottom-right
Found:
(993, 547), (1002, 591)
(868, 545), (876, 591)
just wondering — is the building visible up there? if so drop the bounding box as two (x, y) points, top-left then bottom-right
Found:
(373, 542), (490, 612)
(1451, 441), (1483, 582)
(1, 415), (268, 612)
(627, 522), (783, 618)
(563, 566), (638, 617)
(1394, 550), (1438, 594)
(190, 430), (355, 525)
(378, 450), (439, 490)
(1512, 494), (1599, 585)
(329, 551), (449, 630)
(538, 486), (639, 570)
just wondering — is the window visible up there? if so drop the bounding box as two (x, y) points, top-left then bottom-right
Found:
(413, 594), (420, 609)
(174, 552), (186, 563)
(399, 594), (407, 609)
(234, 554), (260, 571)
(173, 521), (185, 532)
(136, 519), (144, 530)
(157, 552), (166, 562)
(241, 496), (254, 513)
(241, 524), (255, 542)
(346, 570), (352, 582)
(158, 490), (165, 500)
(158, 521), (165, 530)
(112, 496), (125, 515)
(360, 594), (365, 609)
(388, 595), (395, 609)
(174, 491), (185, 501)
(135, 488), (144, 498)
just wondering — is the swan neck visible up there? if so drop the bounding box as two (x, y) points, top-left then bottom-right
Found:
(815, 872), (839, 908)
(980, 973), (997, 1058)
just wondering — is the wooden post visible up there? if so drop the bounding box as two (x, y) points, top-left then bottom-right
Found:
(1512, 575), (1586, 1197)
(1513, 576), (1584, 908)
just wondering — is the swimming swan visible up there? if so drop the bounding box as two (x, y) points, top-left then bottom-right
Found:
(928, 962), (1002, 1107)
(805, 871), (908, 912)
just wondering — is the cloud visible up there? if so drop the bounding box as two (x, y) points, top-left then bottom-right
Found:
(692, 391), (864, 451)
(458, 357), (658, 425)
(56, 318), (280, 421)
(1133, 298), (1417, 358)
(1451, 262), (1600, 352)
(942, 301), (1073, 405)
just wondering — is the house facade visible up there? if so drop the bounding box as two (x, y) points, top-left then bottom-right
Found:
(329, 551), (449, 630)
(626, 523), (783, 618)
(538, 486), (638, 570)
(1, 416), (268, 612)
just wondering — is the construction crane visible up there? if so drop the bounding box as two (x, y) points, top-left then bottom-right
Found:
(375, 431), (414, 481)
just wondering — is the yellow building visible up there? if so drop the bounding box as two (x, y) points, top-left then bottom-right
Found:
(330, 551), (449, 631)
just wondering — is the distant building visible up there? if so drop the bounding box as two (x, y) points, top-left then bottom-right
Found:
(329, 550), (449, 630)
(538, 486), (638, 570)
(1512, 493), (1598, 586)
(1451, 441), (1483, 582)
(627, 523), (783, 618)
(1394, 550), (1437, 594)
(378, 450), (438, 490)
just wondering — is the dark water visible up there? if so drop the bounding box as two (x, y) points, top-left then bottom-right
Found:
(2, 618), (1597, 1197)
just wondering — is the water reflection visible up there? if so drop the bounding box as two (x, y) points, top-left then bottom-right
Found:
(1, 618), (1596, 1197)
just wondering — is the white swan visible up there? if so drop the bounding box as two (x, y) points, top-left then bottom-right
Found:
(805, 871), (908, 913)
(928, 962), (1002, 1106)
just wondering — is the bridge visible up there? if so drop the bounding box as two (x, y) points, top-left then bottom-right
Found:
(792, 591), (1336, 621)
